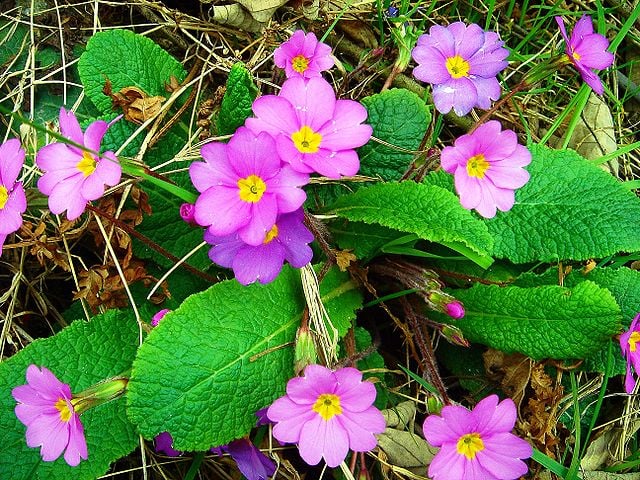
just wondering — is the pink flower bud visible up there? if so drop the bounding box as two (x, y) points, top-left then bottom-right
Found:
(151, 309), (171, 327)
(179, 203), (198, 226)
(445, 301), (465, 319)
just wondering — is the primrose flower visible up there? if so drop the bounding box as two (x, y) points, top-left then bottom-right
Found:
(555, 15), (614, 95)
(190, 127), (308, 246)
(246, 77), (372, 179)
(423, 394), (532, 480)
(36, 108), (122, 221)
(205, 208), (313, 285)
(12, 365), (88, 467)
(155, 431), (182, 457)
(441, 120), (531, 218)
(0, 139), (27, 255)
(267, 364), (386, 468)
(620, 313), (640, 394)
(274, 30), (334, 79)
(213, 438), (276, 480)
(411, 22), (509, 116)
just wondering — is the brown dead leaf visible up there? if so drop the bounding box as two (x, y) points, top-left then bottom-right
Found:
(483, 350), (532, 408)
(103, 78), (165, 124)
(335, 249), (357, 271)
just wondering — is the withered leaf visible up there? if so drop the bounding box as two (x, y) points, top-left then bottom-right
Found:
(103, 78), (165, 124)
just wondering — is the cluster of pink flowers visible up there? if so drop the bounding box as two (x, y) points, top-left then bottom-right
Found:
(0, 107), (122, 255)
(188, 30), (372, 284)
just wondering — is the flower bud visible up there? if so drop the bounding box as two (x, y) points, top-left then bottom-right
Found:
(179, 203), (198, 226)
(294, 325), (318, 375)
(440, 324), (470, 347)
(445, 301), (465, 319)
(72, 376), (129, 415)
(151, 308), (171, 327)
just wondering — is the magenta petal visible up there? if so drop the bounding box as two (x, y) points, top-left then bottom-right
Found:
(58, 108), (84, 145)
(83, 120), (109, 152)
(207, 235), (244, 268)
(232, 242), (285, 285)
(36, 143), (79, 172)
(0, 138), (25, 186)
(576, 35), (614, 69)
(270, 168), (309, 213)
(423, 414), (459, 447)
(470, 76), (502, 110)
(94, 152), (122, 186)
(472, 396), (514, 434)
(196, 142), (237, 187)
(35, 416), (69, 461)
(306, 149), (360, 179)
(455, 172), (483, 210)
(336, 413), (381, 452)
(411, 46), (450, 84)
(63, 415), (88, 466)
(299, 416), (348, 467)
(280, 77), (336, 129)
(571, 15), (595, 42)
(238, 197), (278, 246)
(425, 25), (455, 57)
(554, 17), (570, 45)
(448, 22), (484, 60)
(271, 412), (316, 444)
(227, 438), (276, 480)
(428, 443), (466, 480)
(195, 187), (249, 236)
(0, 202), (25, 233)
(229, 128), (280, 179)
(248, 96), (300, 137)
(275, 136), (311, 173)
(432, 78), (478, 116)
(576, 63), (605, 94)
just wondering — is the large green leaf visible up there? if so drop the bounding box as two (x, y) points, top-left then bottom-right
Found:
(359, 89), (431, 180)
(450, 281), (621, 360)
(327, 182), (494, 268)
(487, 144), (640, 263)
(217, 62), (258, 136)
(0, 311), (140, 480)
(516, 266), (640, 373)
(126, 265), (361, 450)
(78, 29), (186, 114)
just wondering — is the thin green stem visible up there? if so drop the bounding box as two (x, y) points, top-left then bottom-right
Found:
(184, 452), (206, 480)
(362, 288), (419, 308)
(531, 448), (569, 477)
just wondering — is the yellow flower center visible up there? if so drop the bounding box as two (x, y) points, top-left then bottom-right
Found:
(292, 54), (310, 74)
(466, 153), (490, 179)
(456, 433), (485, 459)
(629, 332), (640, 352)
(76, 151), (97, 177)
(0, 186), (8, 209)
(570, 50), (581, 62)
(312, 393), (342, 421)
(446, 55), (470, 79)
(292, 126), (322, 154)
(263, 224), (279, 244)
(54, 397), (73, 423)
(237, 174), (267, 203)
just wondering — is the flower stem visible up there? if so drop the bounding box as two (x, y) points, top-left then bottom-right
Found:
(119, 161), (198, 204)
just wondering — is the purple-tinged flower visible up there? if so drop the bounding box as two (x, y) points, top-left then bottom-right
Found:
(620, 313), (640, 394)
(423, 395), (532, 480)
(555, 15), (614, 95)
(179, 203), (197, 226)
(190, 127), (308, 246)
(441, 120), (531, 218)
(0, 139), (27, 255)
(36, 108), (122, 221)
(267, 364), (386, 468)
(151, 309), (171, 327)
(445, 301), (465, 319)
(212, 438), (276, 480)
(155, 431), (182, 457)
(246, 77), (372, 179)
(205, 209), (313, 285)
(411, 22), (509, 116)
(12, 365), (88, 466)
(274, 30), (334, 79)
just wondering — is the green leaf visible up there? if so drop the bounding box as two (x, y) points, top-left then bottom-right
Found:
(78, 29), (186, 114)
(330, 219), (407, 260)
(0, 20), (28, 72)
(327, 182), (494, 268)
(516, 266), (640, 373)
(0, 311), (140, 480)
(487, 144), (640, 263)
(217, 62), (258, 136)
(451, 282), (621, 360)
(359, 89), (431, 180)
(126, 265), (361, 449)
(321, 266), (363, 337)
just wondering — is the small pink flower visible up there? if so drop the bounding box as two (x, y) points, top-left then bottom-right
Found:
(555, 15), (614, 95)
(411, 23), (509, 116)
(267, 364), (386, 468)
(151, 309), (171, 327)
(12, 365), (88, 466)
(179, 203), (197, 226)
(154, 431), (182, 457)
(445, 301), (465, 319)
(0, 139), (27, 255)
(205, 209), (313, 285)
(246, 77), (372, 179)
(423, 395), (532, 480)
(274, 30), (334, 79)
(441, 120), (531, 218)
(620, 313), (640, 393)
(36, 108), (122, 220)
(189, 127), (308, 246)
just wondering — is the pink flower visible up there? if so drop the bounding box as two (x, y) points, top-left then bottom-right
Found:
(189, 127), (308, 246)
(214, 438), (276, 480)
(411, 22), (509, 116)
(445, 301), (465, 319)
(0, 139), (27, 255)
(151, 309), (171, 327)
(267, 364), (386, 468)
(11, 365), (88, 466)
(246, 77), (372, 179)
(555, 15), (614, 95)
(205, 209), (313, 285)
(620, 313), (640, 394)
(423, 395), (532, 480)
(441, 120), (531, 218)
(274, 30), (334, 79)
(36, 108), (122, 220)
